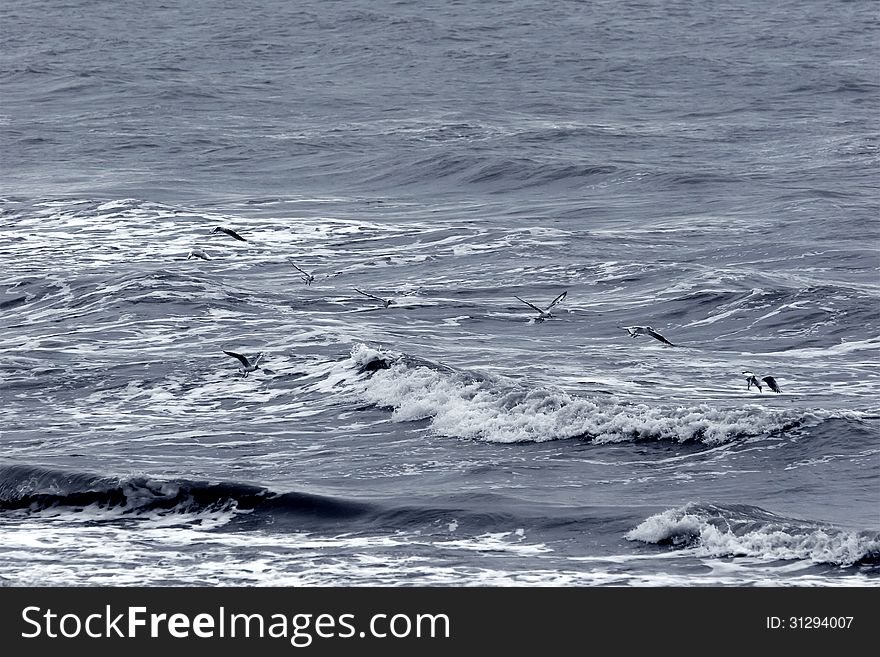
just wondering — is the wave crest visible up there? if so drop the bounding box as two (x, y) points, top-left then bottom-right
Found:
(625, 502), (880, 567)
(0, 464), (268, 515)
(348, 345), (855, 445)
(0, 464), (369, 523)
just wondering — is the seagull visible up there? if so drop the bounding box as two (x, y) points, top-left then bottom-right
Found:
(187, 248), (211, 261)
(743, 372), (781, 393)
(288, 259), (315, 285)
(619, 325), (675, 346)
(514, 291), (567, 321)
(743, 371), (762, 392)
(211, 226), (247, 242)
(355, 288), (393, 307)
(223, 350), (263, 377)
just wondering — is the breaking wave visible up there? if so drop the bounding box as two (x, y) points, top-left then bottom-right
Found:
(347, 344), (863, 445)
(625, 502), (880, 568)
(0, 464), (368, 520)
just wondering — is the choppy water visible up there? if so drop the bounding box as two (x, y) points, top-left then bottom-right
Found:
(1, 0), (878, 586)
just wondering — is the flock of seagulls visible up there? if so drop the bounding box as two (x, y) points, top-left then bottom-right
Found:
(204, 224), (781, 393)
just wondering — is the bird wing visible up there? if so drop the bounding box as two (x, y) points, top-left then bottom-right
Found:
(288, 260), (311, 277)
(251, 353), (264, 367)
(223, 350), (251, 367)
(355, 288), (385, 302)
(514, 296), (545, 314)
(761, 376), (780, 392)
(646, 328), (675, 346)
(546, 290), (567, 309)
(216, 226), (247, 242)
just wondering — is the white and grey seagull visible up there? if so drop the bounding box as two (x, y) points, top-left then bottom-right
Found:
(354, 288), (393, 308)
(743, 371), (781, 393)
(619, 325), (676, 346)
(223, 350), (263, 377)
(514, 291), (567, 321)
(211, 226), (247, 242)
(187, 248), (211, 261)
(288, 259), (315, 285)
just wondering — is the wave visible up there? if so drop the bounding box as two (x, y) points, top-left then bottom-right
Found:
(356, 150), (621, 192)
(0, 464), (368, 521)
(347, 344), (861, 445)
(625, 502), (880, 568)
(664, 268), (879, 336)
(1, 269), (263, 331)
(0, 464), (579, 537)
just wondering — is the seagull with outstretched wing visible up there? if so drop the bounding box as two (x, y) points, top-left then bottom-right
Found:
(619, 325), (676, 346)
(354, 288), (393, 308)
(743, 371), (762, 392)
(223, 350), (263, 377)
(514, 290), (567, 321)
(288, 259), (315, 285)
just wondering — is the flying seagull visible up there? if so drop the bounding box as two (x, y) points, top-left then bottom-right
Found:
(354, 288), (393, 307)
(223, 350), (263, 377)
(187, 248), (211, 261)
(743, 371), (762, 392)
(288, 259), (315, 285)
(514, 291), (567, 321)
(619, 325), (675, 346)
(743, 372), (781, 393)
(211, 226), (247, 242)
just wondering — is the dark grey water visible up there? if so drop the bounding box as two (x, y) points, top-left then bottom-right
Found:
(1, 0), (878, 586)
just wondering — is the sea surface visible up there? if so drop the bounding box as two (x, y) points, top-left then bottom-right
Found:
(1, 0), (878, 586)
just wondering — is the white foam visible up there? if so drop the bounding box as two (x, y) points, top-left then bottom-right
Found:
(626, 504), (880, 567)
(762, 337), (880, 358)
(3, 510), (873, 587)
(347, 345), (857, 445)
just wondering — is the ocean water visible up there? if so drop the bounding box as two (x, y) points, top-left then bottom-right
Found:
(1, 0), (878, 586)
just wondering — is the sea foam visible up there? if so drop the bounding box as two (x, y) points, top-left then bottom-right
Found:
(347, 344), (856, 444)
